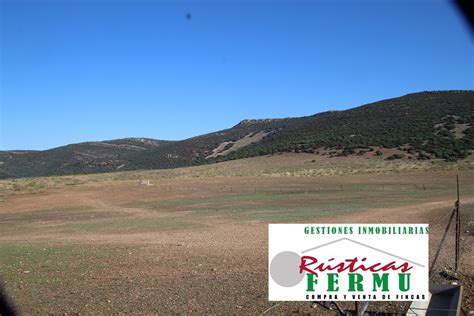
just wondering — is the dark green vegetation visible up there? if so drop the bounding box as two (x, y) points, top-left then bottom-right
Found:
(219, 90), (474, 162)
(0, 138), (170, 179)
(1, 90), (473, 178)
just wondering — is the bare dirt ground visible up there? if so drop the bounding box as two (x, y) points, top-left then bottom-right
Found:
(0, 154), (473, 314)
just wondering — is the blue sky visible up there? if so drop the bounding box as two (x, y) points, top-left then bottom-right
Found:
(1, 0), (473, 150)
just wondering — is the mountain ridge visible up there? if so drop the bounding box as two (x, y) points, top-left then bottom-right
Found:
(1, 90), (473, 179)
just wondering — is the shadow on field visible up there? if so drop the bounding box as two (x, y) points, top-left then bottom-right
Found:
(0, 283), (16, 316)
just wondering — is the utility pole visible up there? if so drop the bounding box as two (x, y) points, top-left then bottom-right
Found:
(455, 175), (460, 271)
(428, 175), (462, 275)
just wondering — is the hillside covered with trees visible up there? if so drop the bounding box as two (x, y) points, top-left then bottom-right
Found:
(1, 90), (472, 178)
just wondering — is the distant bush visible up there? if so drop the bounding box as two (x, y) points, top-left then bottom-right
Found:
(386, 154), (405, 160)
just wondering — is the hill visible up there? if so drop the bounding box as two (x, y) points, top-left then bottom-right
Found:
(1, 90), (473, 179)
(0, 138), (170, 178)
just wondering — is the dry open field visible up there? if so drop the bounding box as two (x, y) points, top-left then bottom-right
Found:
(0, 153), (473, 314)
